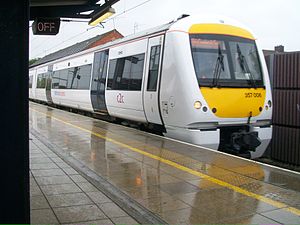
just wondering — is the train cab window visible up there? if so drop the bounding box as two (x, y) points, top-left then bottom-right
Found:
(190, 38), (230, 83)
(36, 73), (46, 88)
(228, 41), (262, 82)
(190, 34), (264, 87)
(147, 45), (161, 91)
(107, 53), (145, 91)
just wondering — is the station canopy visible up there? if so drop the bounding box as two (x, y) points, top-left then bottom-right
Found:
(30, 0), (119, 20)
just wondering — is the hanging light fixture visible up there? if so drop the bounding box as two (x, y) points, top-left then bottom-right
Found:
(88, 7), (115, 26)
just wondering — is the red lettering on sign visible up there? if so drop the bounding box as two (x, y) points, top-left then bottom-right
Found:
(37, 22), (55, 32)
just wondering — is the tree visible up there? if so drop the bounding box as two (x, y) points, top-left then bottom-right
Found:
(29, 58), (41, 66)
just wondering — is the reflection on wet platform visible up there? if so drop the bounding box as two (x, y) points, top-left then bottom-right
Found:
(30, 102), (300, 224)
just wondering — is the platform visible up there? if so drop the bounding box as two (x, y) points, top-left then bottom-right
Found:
(29, 102), (300, 224)
(30, 132), (140, 224)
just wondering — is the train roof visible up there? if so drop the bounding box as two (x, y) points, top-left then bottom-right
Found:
(29, 20), (177, 69)
(30, 14), (255, 70)
(30, 29), (123, 68)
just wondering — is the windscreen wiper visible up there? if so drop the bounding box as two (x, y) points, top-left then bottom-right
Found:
(236, 44), (257, 88)
(212, 44), (224, 87)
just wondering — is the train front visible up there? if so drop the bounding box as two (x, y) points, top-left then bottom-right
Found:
(162, 15), (272, 158)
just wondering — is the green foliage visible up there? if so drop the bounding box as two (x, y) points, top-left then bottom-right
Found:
(29, 58), (41, 65)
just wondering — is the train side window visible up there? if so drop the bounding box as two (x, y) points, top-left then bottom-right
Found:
(59, 69), (68, 89)
(76, 64), (92, 90)
(67, 67), (79, 89)
(115, 57), (131, 90)
(52, 71), (60, 89)
(147, 46), (161, 91)
(129, 54), (144, 91)
(29, 75), (33, 88)
(107, 53), (145, 91)
(36, 73), (46, 88)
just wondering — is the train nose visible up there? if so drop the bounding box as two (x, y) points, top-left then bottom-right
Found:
(200, 87), (266, 118)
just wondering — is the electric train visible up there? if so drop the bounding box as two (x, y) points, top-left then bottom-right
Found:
(29, 14), (272, 158)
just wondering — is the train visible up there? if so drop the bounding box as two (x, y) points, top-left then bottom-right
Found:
(29, 14), (272, 158)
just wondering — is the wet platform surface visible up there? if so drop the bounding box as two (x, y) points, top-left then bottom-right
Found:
(30, 132), (140, 225)
(29, 102), (300, 224)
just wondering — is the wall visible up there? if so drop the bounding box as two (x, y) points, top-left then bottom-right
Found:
(266, 52), (300, 165)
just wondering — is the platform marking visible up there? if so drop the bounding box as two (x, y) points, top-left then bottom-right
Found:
(31, 108), (300, 216)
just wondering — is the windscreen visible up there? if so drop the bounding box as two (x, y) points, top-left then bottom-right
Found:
(190, 34), (264, 87)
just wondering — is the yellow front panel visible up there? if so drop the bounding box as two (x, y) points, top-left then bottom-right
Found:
(189, 24), (255, 40)
(200, 87), (266, 118)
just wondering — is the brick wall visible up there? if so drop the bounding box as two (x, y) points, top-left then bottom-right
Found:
(88, 30), (123, 49)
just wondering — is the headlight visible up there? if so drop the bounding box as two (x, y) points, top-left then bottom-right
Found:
(194, 101), (202, 109)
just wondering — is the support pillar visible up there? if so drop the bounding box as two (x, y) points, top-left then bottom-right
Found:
(0, 1), (30, 223)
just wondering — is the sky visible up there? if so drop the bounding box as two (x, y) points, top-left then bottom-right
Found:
(29, 0), (300, 59)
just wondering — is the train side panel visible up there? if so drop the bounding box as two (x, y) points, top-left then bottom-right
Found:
(250, 39), (273, 158)
(105, 39), (148, 123)
(160, 16), (273, 156)
(52, 90), (92, 111)
(51, 54), (94, 112)
(34, 66), (48, 102)
(29, 69), (36, 99)
(160, 30), (220, 148)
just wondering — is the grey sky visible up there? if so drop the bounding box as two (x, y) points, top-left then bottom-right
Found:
(29, 0), (300, 59)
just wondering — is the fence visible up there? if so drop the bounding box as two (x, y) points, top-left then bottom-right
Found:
(265, 52), (300, 166)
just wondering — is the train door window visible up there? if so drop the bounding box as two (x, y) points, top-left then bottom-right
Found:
(147, 46), (161, 91)
(129, 54), (144, 90)
(36, 73), (46, 88)
(100, 50), (108, 79)
(76, 64), (92, 90)
(107, 59), (117, 90)
(91, 50), (108, 92)
(29, 75), (33, 88)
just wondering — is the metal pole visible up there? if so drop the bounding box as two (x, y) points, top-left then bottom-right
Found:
(0, 1), (30, 223)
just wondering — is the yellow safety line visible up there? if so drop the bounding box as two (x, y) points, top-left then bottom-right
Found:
(31, 108), (300, 216)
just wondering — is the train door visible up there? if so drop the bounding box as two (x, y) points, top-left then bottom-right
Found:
(91, 50), (109, 114)
(45, 65), (53, 103)
(143, 35), (164, 125)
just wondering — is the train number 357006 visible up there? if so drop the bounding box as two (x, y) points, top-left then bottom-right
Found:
(244, 93), (262, 98)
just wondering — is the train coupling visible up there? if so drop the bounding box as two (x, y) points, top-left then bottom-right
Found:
(231, 131), (261, 152)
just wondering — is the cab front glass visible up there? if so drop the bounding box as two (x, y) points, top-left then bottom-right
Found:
(190, 34), (264, 88)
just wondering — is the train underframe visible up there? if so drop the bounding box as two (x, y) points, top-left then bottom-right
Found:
(164, 124), (272, 159)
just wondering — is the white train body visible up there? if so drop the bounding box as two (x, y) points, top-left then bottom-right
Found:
(29, 15), (272, 158)
(51, 54), (94, 111)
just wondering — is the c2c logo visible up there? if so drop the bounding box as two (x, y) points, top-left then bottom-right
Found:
(117, 93), (124, 103)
